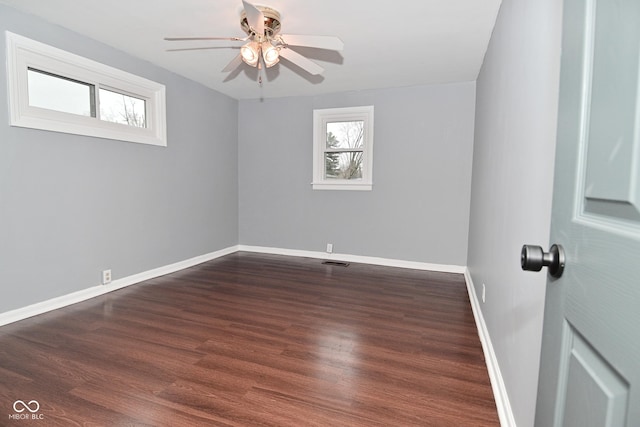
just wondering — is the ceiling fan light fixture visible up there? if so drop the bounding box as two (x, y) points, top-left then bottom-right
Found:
(240, 41), (259, 66)
(165, 1), (343, 79)
(262, 43), (280, 67)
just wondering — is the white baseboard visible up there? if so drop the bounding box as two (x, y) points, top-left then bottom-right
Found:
(237, 245), (467, 274)
(0, 245), (239, 327)
(464, 268), (516, 427)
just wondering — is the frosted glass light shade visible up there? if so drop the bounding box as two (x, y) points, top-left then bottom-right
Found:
(262, 43), (279, 67)
(240, 42), (259, 66)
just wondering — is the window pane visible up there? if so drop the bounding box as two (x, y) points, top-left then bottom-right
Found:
(99, 88), (146, 128)
(27, 68), (95, 117)
(326, 121), (364, 149)
(325, 151), (363, 179)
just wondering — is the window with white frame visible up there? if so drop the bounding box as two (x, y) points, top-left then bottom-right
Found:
(312, 106), (374, 190)
(5, 31), (166, 146)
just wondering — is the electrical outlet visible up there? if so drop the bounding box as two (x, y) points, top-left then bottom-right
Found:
(102, 269), (112, 285)
(326, 243), (333, 253)
(482, 283), (486, 303)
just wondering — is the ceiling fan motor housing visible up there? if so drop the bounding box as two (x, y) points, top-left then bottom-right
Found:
(240, 6), (281, 38)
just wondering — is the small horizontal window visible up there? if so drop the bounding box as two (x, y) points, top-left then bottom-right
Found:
(6, 31), (166, 146)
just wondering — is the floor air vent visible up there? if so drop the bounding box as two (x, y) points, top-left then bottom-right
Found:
(322, 260), (350, 267)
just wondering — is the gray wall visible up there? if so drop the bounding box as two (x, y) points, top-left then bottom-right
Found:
(238, 83), (475, 266)
(467, 0), (562, 425)
(0, 5), (239, 314)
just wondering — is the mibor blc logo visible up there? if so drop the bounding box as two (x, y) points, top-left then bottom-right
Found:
(9, 400), (44, 421)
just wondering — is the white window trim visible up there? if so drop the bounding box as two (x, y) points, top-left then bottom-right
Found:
(5, 31), (167, 147)
(312, 105), (374, 191)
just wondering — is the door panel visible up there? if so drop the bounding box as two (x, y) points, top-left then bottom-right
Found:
(559, 324), (629, 427)
(583, 0), (640, 222)
(535, 0), (640, 425)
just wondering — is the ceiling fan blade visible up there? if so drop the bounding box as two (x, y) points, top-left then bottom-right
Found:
(222, 53), (243, 72)
(278, 48), (324, 75)
(278, 34), (344, 51)
(165, 36), (246, 42)
(166, 47), (236, 52)
(242, 1), (264, 36)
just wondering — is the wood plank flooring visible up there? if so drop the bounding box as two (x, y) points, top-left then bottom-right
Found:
(0, 252), (499, 426)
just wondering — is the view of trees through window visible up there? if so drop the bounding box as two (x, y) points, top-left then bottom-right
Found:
(325, 120), (364, 179)
(99, 88), (146, 128)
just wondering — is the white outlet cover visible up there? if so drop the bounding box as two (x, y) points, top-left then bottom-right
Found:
(102, 270), (112, 284)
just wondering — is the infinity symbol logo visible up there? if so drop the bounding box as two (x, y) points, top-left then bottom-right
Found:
(13, 400), (40, 413)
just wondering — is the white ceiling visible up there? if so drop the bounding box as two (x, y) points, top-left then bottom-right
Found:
(0, 0), (502, 100)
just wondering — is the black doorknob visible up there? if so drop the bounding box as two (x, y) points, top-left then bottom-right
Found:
(521, 244), (565, 278)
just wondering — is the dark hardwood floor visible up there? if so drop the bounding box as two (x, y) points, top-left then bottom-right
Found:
(0, 252), (499, 426)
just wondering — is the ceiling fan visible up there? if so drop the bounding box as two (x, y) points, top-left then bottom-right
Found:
(165, 1), (344, 84)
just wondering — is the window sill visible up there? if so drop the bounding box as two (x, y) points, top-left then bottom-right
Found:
(311, 182), (372, 191)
